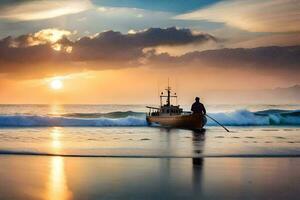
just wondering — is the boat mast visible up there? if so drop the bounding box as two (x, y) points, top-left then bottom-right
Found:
(160, 79), (178, 107)
(166, 78), (171, 106)
(166, 86), (171, 106)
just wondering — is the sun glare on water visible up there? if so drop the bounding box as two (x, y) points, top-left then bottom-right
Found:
(50, 79), (63, 90)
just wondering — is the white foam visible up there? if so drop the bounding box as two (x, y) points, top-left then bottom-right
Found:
(0, 115), (147, 127)
(207, 109), (300, 126)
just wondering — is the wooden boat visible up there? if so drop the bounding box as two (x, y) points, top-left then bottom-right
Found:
(146, 85), (206, 129)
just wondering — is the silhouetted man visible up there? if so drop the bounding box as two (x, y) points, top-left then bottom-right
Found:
(191, 97), (206, 115)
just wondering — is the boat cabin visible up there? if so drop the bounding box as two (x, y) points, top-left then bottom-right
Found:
(147, 86), (183, 116)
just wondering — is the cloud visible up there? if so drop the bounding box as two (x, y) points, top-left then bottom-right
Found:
(146, 46), (300, 72)
(175, 0), (300, 33)
(229, 33), (300, 49)
(144, 39), (220, 56)
(0, 27), (299, 81)
(7, 28), (73, 48)
(0, 27), (215, 77)
(1, 27), (300, 80)
(0, 0), (92, 21)
(72, 27), (215, 61)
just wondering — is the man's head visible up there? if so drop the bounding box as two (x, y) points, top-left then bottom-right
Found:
(195, 97), (200, 102)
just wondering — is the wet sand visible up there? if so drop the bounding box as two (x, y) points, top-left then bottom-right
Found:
(1, 127), (300, 199)
(1, 127), (300, 157)
(0, 156), (300, 200)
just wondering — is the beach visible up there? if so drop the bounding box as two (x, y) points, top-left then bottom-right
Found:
(1, 156), (300, 200)
(0, 104), (300, 199)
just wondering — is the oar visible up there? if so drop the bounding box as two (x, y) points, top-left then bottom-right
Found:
(205, 114), (230, 132)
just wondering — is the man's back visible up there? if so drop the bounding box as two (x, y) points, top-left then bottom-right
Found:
(191, 102), (206, 115)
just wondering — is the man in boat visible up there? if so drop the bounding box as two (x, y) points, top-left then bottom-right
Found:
(191, 97), (206, 115)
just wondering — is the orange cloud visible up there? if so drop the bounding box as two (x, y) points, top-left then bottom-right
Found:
(6, 28), (74, 53)
(0, 27), (215, 78)
(0, 27), (299, 83)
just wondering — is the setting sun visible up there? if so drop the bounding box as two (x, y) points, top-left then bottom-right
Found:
(50, 79), (63, 90)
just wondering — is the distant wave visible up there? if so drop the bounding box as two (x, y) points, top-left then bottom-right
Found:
(62, 111), (145, 118)
(0, 109), (299, 127)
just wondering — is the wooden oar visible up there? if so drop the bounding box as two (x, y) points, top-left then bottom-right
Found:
(206, 114), (230, 132)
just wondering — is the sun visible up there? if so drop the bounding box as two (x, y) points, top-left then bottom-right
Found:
(50, 79), (63, 90)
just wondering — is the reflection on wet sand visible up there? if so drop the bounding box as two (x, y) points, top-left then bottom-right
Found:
(192, 129), (206, 195)
(192, 129), (206, 156)
(46, 156), (72, 200)
(158, 127), (207, 196)
(1, 126), (300, 199)
(46, 127), (72, 200)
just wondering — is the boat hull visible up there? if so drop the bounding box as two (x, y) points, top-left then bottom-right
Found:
(146, 114), (206, 129)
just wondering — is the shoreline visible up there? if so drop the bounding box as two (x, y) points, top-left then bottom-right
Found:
(1, 151), (300, 158)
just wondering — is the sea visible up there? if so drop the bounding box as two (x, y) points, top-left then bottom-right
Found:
(0, 104), (300, 156)
(1, 104), (300, 199)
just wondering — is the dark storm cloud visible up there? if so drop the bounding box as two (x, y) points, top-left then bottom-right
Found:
(71, 27), (216, 61)
(0, 27), (216, 76)
(0, 26), (299, 78)
(0, 34), (70, 65)
(147, 46), (300, 71)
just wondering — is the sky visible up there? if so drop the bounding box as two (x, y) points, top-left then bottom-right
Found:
(0, 0), (299, 104)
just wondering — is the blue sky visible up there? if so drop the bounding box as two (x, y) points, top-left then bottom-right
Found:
(91, 0), (221, 13)
(0, 0), (225, 38)
(0, 0), (299, 47)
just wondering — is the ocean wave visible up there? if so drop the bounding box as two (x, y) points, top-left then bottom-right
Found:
(0, 115), (147, 127)
(0, 109), (299, 127)
(207, 109), (300, 126)
(61, 111), (145, 118)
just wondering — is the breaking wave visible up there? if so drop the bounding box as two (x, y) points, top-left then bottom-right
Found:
(0, 109), (299, 127)
(207, 109), (300, 126)
(0, 114), (147, 127)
